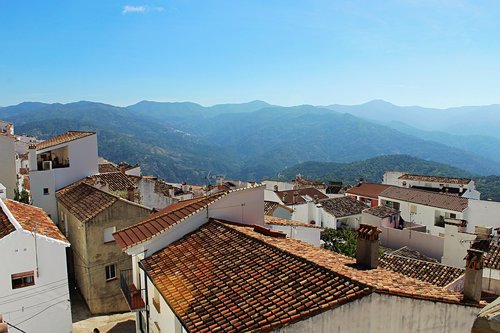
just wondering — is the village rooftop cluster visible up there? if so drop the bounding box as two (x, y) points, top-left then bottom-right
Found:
(0, 120), (499, 333)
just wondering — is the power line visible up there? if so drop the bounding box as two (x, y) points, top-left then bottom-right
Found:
(14, 299), (69, 327)
(1, 293), (69, 315)
(5, 321), (27, 333)
(0, 284), (67, 306)
(0, 278), (67, 300)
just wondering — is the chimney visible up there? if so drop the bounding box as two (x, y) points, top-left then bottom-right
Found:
(356, 224), (381, 269)
(475, 226), (492, 240)
(463, 249), (484, 303)
(127, 186), (135, 202)
(28, 144), (37, 171)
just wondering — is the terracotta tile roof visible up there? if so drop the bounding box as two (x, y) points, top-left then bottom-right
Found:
(98, 163), (120, 173)
(484, 243), (500, 270)
(84, 172), (135, 192)
(36, 131), (95, 151)
(379, 252), (463, 287)
(227, 222), (476, 306)
(264, 215), (322, 229)
(114, 192), (228, 250)
(379, 186), (469, 212)
(56, 183), (118, 223)
(346, 183), (391, 199)
(319, 196), (365, 218)
(389, 246), (438, 263)
(141, 221), (372, 333)
(275, 188), (328, 205)
(0, 203), (16, 239)
(399, 174), (471, 185)
(363, 205), (399, 218)
(264, 201), (292, 215)
(1, 199), (68, 243)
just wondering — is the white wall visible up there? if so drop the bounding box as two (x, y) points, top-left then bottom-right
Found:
(0, 231), (72, 333)
(262, 181), (293, 191)
(137, 178), (174, 210)
(321, 211), (337, 229)
(441, 224), (478, 268)
(268, 224), (322, 247)
(465, 199), (500, 233)
(275, 293), (480, 333)
(383, 171), (405, 186)
(146, 277), (183, 333)
(482, 269), (500, 295)
(29, 170), (58, 222)
(0, 135), (17, 199)
(291, 204), (309, 224)
(379, 225), (444, 260)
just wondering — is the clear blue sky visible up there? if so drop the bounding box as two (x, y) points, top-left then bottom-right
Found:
(1, 0), (500, 108)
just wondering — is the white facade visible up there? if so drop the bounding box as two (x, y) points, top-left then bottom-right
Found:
(465, 199), (500, 233)
(30, 133), (98, 223)
(275, 293), (480, 333)
(263, 180), (294, 192)
(0, 135), (17, 199)
(267, 224), (322, 246)
(0, 202), (72, 333)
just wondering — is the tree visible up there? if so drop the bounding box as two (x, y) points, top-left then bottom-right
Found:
(321, 228), (358, 258)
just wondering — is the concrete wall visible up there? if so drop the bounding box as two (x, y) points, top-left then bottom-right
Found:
(137, 178), (173, 210)
(268, 224), (322, 246)
(291, 204), (309, 224)
(483, 269), (500, 295)
(465, 199), (500, 234)
(60, 199), (150, 314)
(379, 225), (444, 260)
(383, 171), (405, 186)
(209, 186), (265, 225)
(276, 293), (480, 333)
(0, 135), (17, 199)
(441, 224), (477, 268)
(321, 210), (337, 229)
(263, 181), (293, 191)
(0, 230), (72, 333)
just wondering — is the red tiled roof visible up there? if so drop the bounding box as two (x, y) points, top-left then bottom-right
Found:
(56, 183), (118, 223)
(346, 183), (391, 199)
(84, 172), (135, 192)
(399, 174), (471, 185)
(141, 221), (372, 333)
(379, 186), (469, 212)
(113, 192), (227, 250)
(1, 199), (68, 243)
(227, 222), (475, 306)
(0, 203), (16, 239)
(363, 205), (399, 218)
(379, 252), (464, 287)
(264, 215), (322, 229)
(36, 131), (95, 150)
(320, 196), (365, 218)
(98, 163), (120, 173)
(484, 243), (500, 270)
(275, 187), (328, 205)
(264, 201), (293, 215)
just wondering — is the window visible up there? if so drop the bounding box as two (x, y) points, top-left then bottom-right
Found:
(12, 271), (35, 289)
(105, 264), (116, 281)
(153, 287), (161, 313)
(450, 213), (457, 219)
(103, 226), (116, 243)
(43, 188), (49, 195)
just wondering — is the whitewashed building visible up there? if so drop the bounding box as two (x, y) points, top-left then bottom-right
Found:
(29, 131), (99, 222)
(0, 199), (72, 333)
(0, 123), (17, 200)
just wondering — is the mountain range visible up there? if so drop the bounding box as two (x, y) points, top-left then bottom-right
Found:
(1, 99), (499, 185)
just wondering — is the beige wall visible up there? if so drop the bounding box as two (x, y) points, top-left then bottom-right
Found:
(379, 225), (444, 260)
(276, 293), (480, 333)
(59, 199), (150, 314)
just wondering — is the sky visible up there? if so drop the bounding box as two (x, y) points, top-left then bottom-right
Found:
(1, 0), (500, 108)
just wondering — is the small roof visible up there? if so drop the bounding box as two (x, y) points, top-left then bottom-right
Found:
(379, 186), (469, 212)
(98, 163), (120, 173)
(36, 131), (95, 151)
(379, 252), (464, 287)
(141, 220), (371, 333)
(275, 187), (328, 205)
(264, 201), (293, 215)
(113, 192), (227, 250)
(1, 199), (68, 243)
(484, 243), (500, 270)
(85, 172), (135, 192)
(399, 174), (471, 185)
(56, 183), (119, 223)
(320, 196), (365, 218)
(346, 183), (391, 199)
(264, 215), (322, 229)
(363, 205), (399, 218)
(389, 246), (438, 263)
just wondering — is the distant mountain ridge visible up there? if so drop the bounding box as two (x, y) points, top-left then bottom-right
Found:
(1, 99), (500, 183)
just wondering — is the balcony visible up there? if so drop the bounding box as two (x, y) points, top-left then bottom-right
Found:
(120, 269), (146, 311)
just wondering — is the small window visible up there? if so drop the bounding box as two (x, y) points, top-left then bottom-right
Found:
(43, 188), (49, 195)
(105, 264), (116, 281)
(450, 213), (457, 219)
(103, 226), (116, 243)
(12, 271), (35, 289)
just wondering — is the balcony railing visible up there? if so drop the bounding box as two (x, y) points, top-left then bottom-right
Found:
(120, 269), (146, 311)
